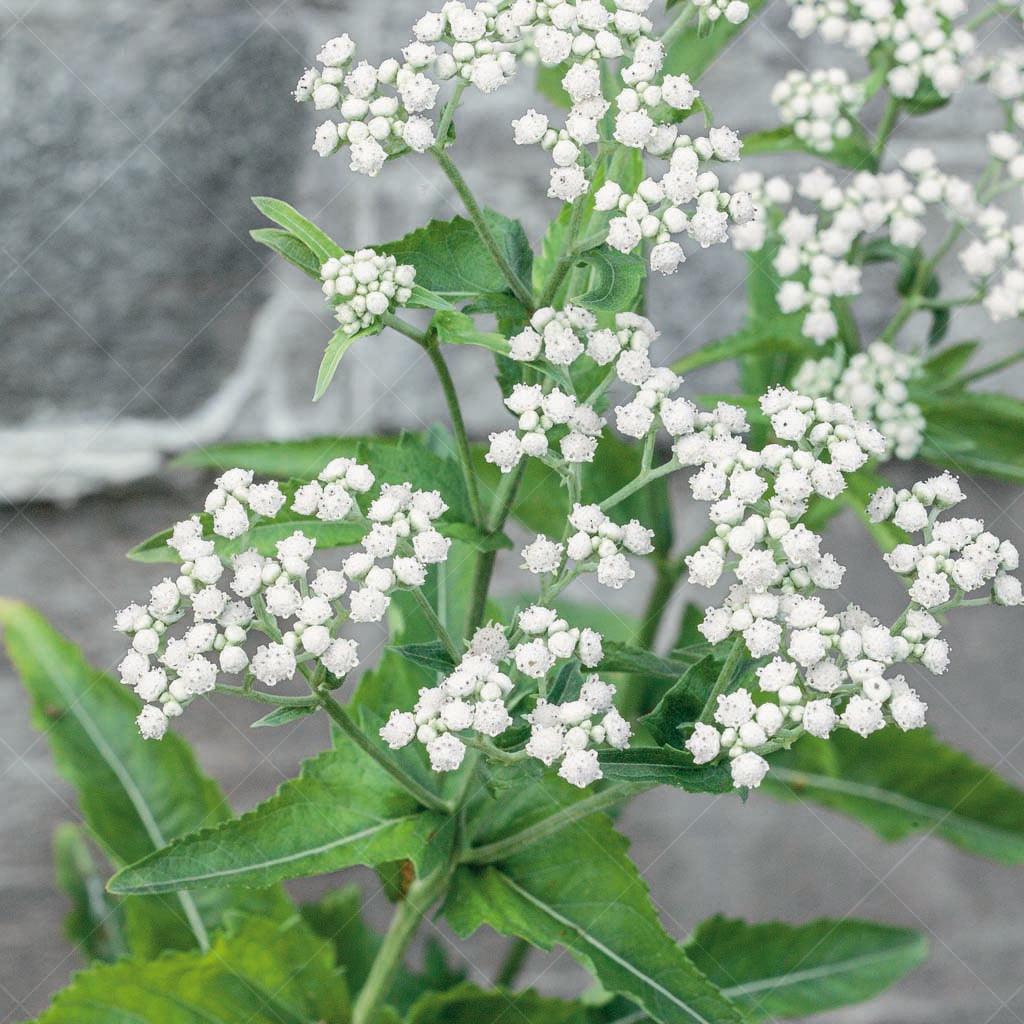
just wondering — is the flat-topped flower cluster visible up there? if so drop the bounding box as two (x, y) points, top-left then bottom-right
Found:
(115, 460), (452, 739)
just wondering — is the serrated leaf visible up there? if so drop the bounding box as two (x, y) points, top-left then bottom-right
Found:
(686, 916), (927, 1021)
(315, 323), (379, 401)
(407, 982), (587, 1024)
(380, 211), (532, 304)
(252, 196), (342, 263)
(109, 735), (453, 894)
(764, 728), (1024, 863)
(433, 309), (511, 357)
(597, 748), (733, 793)
(571, 245), (646, 313)
(53, 824), (127, 963)
(250, 227), (321, 279)
(250, 704), (318, 728)
(0, 601), (289, 955)
(446, 814), (744, 1024)
(31, 914), (347, 1024)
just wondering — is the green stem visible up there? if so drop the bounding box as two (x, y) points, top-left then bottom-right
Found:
(697, 635), (745, 723)
(213, 685), (321, 707)
(600, 460), (677, 512)
(351, 865), (451, 1024)
(957, 348), (1024, 386)
(661, 0), (697, 50)
(494, 937), (532, 988)
(538, 194), (590, 308)
(464, 782), (648, 864)
(318, 693), (453, 814)
(410, 586), (462, 663)
(871, 96), (901, 163)
(430, 146), (535, 309)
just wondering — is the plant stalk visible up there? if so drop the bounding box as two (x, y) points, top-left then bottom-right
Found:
(697, 635), (745, 723)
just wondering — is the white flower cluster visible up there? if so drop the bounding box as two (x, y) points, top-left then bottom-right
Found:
(868, 474), (1024, 609)
(321, 251), (416, 335)
(692, 0), (751, 26)
(973, 47), (1024, 109)
(520, 504), (654, 588)
(731, 151), (1009, 344)
(792, 341), (926, 460)
(381, 612), (630, 787)
(681, 396), (1024, 790)
(115, 461), (452, 739)
(770, 69), (865, 154)
(786, 0), (974, 100)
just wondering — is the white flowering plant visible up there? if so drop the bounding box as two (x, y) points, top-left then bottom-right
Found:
(9, 0), (1024, 1021)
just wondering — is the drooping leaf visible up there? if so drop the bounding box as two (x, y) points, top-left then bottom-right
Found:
(0, 601), (289, 955)
(252, 196), (343, 263)
(380, 211), (533, 305)
(685, 916), (927, 1021)
(446, 815), (745, 1024)
(250, 227), (321, 279)
(109, 736), (453, 895)
(571, 245), (646, 313)
(30, 914), (348, 1024)
(314, 323), (380, 401)
(407, 982), (588, 1024)
(53, 824), (127, 963)
(764, 728), (1024, 863)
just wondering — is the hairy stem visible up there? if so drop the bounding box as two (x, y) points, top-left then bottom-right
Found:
(351, 865), (451, 1024)
(430, 146), (535, 309)
(213, 685), (321, 707)
(411, 585), (462, 663)
(318, 693), (453, 813)
(600, 459), (677, 512)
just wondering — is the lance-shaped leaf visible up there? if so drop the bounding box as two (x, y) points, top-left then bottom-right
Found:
(764, 728), (1024, 863)
(109, 735), (453, 895)
(685, 916), (927, 1021)
(250, 227), (321, 279)
(380, 211), (532, 305)
(251, 196), (343, 264)
(314, 323), (380, 401)
(741, 123), (876, 171)
(598, 748), (732, 794)
(407, 982), (587, 1024)
(0, 601), (288, 954)
(570, 245), (646, 313)
(173, 435), (378, 476)
(446, 814), (744, 1024)
(30, 914), (348, 1024)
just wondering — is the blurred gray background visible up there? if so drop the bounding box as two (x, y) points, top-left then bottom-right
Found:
(3, 0), (1024, 1020)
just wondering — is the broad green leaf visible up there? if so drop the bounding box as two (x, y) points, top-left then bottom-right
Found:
(407, 982), (587, 1024)
(0, 601), (288, 955)
(380, 211), (532, 305)
(31, 914), (347, 1024)
(571, 245), (646, 313)
(663, 0), (766, 81)
(685, 916), (927, 1021)
(764, 728), (1024, 863)
(252, 196), (343, 263)
(173, 435), (375, 475)
(109, 735), (453, 895)
(916, 390), (1024, 484)
(53, 824), (127, 963)
(433, 309), (510, 357)
(250, 227), (321, 279)
(598, 748), (732, 794)
(446, 815), (745, 1024)
(250, 704), (318, 728)
(672, 329), (816, 375)
(741, 124), (875, 172)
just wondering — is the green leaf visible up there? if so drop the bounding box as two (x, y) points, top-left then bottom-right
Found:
(663, 0), (766, 81)
(673, 329), (817, 376)
(446, 815), (745, 1024)
(0, 601), (288, 955)
(407, 982), (588, 1024)
(641, 655), (726, 747)
(315, 323), (380, 401)
(380, 211), (532, 305)
(109, 735), (452, 895)
(686, 916), (927, 1021)
(923, 340), (978, 383)
(408, 283), (458, 311)
(250, 227), (321, 279)
(598, 748), (733, 794)
(31, 914), (348, 1024)
(535, 61), (573, 109)
(173, 435), (375, 475)
(764, 728), (1024, 863)
(433, 309), (511, 357)
(53, 824), (127, 963)
(916, 390), (1024, 484)
(391, 639), (457, 675)
(252, 196), (343, 263)
(741, 124), (875, 172)
(571, 245), (646, 313)
(599, 642), (702, 681)
(250, 704), (318, 728)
